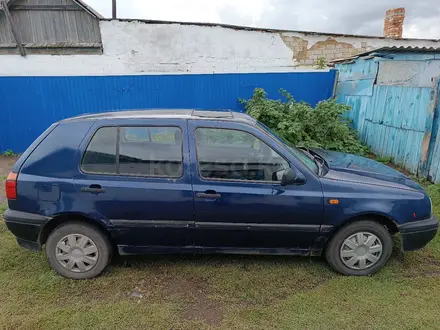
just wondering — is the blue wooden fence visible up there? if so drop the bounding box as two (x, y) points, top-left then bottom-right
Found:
(0, 71), (336, 152)
(335, 55), (440, 182)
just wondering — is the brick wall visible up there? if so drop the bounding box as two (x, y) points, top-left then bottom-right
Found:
(384, 8), (405, 39)
(279, 7), (412, 67)
(280, 34), (372, 65)
(279, 29), (437, 67)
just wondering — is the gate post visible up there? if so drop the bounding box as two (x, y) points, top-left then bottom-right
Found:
(419, 76), (440, 181)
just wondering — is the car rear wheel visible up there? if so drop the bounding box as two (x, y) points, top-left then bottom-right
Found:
(325, 220), (393, 276)
(45, 222), (111, 280)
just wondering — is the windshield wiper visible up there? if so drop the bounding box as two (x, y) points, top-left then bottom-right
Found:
(298, 147), (323, 176)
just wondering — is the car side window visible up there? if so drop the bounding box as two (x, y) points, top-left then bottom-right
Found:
(81, 126), (183, 178)
(119, 127), (183, 177)
(122, 127), (179, 144)
(195, 128), (289, 182)
(81, 127), (118, 174)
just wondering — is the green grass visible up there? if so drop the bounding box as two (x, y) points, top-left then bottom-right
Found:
(1, 186), (440, 329)
(376, 156), (394, 164)
(1, 149), (16, 157)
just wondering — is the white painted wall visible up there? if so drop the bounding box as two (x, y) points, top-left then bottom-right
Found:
(0, 21), (300, 76)
(0, 20), (438, 76)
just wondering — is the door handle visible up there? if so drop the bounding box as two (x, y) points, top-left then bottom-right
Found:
(81, 184), (105, 194)
(196, 191), (221, 199)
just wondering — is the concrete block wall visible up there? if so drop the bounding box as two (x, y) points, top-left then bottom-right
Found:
(279, 32), (438, 66)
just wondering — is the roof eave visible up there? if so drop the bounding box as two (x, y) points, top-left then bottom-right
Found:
(73, 0), (103, 19)
(3, 0), (103, 19)
(330, 46), (440, 64)
(101, 18), (440, 42)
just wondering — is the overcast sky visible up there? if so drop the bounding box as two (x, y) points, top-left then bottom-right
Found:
(84, 0), (440, 39)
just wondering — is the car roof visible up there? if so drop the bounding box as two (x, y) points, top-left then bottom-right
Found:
(61, 109), (256, 125)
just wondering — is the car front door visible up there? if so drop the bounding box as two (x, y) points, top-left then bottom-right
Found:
(74, 119), (194, 251)
(188, 119), (324, 253)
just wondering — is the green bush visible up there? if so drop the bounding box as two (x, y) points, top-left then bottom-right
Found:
(240, 88), (368, 155)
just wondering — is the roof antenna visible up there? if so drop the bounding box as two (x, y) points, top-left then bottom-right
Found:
(112, 0), (117, 19)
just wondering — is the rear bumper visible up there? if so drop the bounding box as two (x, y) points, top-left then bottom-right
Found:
(399, 215), (439, 251)
(3, 209), (51, 251)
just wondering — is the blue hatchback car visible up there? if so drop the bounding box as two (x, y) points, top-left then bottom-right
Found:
(4, 110), (439, 279)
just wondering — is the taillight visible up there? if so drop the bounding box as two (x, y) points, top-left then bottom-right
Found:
(5, 172), (17, 200)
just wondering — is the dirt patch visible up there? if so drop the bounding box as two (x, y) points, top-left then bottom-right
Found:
(163, 277), (224, 327)
(0, 155), (18, 205)
(400, 251), (440, 278)
(115, 257), (225, 327)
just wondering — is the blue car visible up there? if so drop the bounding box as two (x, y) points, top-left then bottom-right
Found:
(4, 110), (438, 279)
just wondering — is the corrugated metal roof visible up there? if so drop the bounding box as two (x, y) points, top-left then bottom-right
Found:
(330, 46), (440, 65)
(356, 46), (440, 56)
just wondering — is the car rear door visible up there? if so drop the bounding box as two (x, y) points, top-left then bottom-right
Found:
(188, 119), (324, 252)
(73, 118), (194, 251)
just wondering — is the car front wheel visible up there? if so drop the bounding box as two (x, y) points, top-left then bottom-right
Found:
(325, 220), (393, 276)
(45, 222), (112, 280)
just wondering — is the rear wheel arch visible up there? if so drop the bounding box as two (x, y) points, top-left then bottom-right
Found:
(38, 213), (115, 248)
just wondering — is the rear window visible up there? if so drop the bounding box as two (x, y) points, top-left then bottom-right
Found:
(81, 126), (183, 178)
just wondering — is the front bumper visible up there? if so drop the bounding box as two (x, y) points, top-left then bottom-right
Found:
(399, 214), (439, 251)
(3, 209), (51, 251)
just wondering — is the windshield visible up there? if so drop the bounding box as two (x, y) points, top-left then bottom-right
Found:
(257, 122), (319, 174)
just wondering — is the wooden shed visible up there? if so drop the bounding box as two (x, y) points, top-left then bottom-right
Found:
(0, 0), (102, 55)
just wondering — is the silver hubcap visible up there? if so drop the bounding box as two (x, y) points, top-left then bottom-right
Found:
(340, 232), (383, 270)
(56, 234), (98, 273)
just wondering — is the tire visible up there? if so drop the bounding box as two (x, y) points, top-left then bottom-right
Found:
(325, 220), (393, 276)
(45, 221), (112, 280)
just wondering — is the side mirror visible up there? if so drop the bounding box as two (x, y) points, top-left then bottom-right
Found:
(281, 168), (305, 186)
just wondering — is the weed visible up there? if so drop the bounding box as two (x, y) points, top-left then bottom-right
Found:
(1, 150), (15, 157)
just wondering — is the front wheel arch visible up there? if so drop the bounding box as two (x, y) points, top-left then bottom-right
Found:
(321, 213), (399, 257)
(331, 213), (399, 237)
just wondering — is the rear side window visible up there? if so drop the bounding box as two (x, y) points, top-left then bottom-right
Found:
(122, 127), (179, 144)
(119, 127), (182, 177)
(81, 126), (183, 178)
(81, 127), (118, 174)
